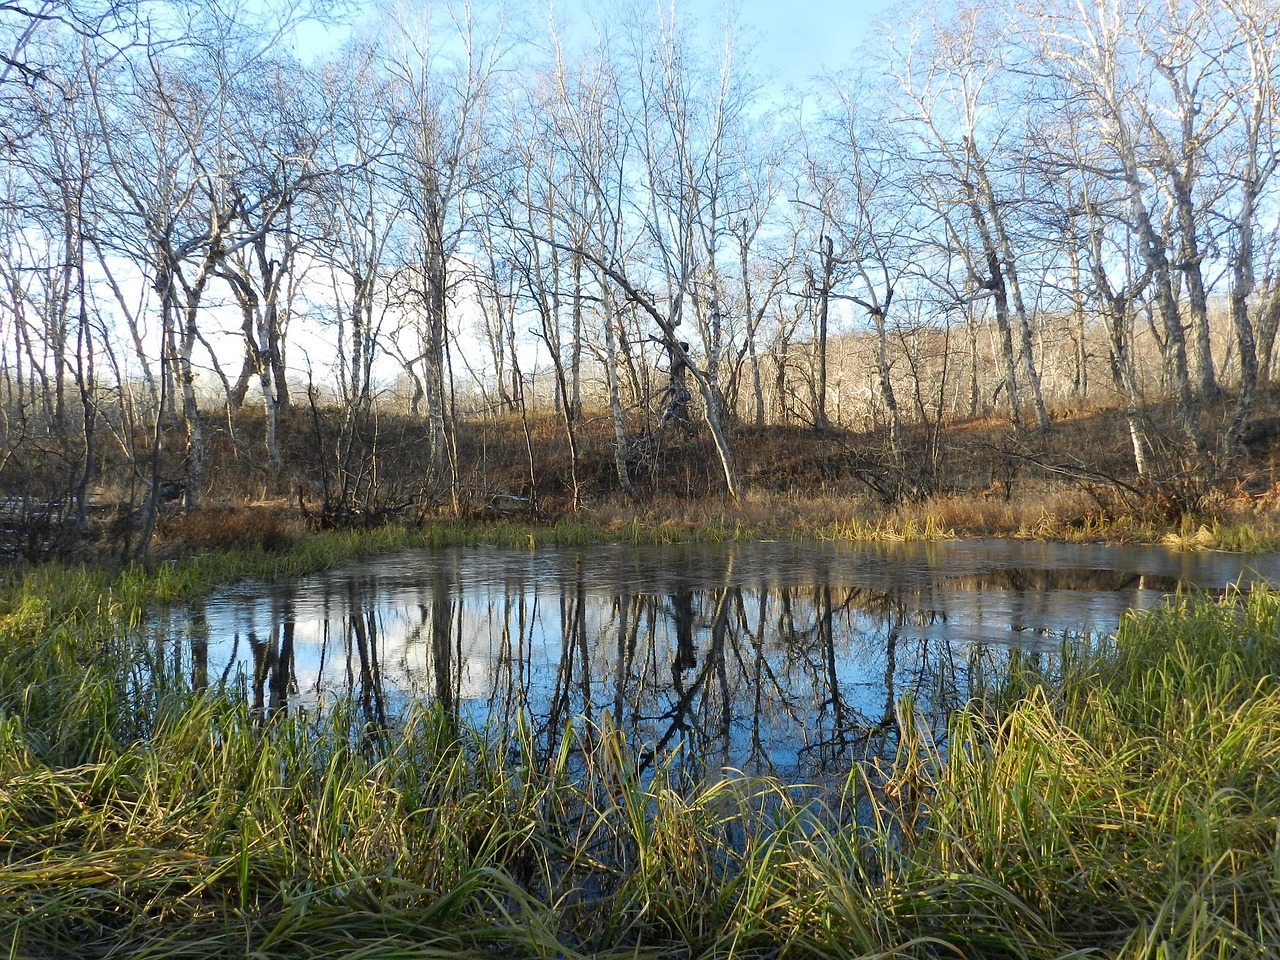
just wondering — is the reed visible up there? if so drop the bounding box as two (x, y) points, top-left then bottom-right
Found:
(1, 553), (1278, 958)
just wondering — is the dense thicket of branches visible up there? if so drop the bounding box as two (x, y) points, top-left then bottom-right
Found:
(2, 0), (1277, 552)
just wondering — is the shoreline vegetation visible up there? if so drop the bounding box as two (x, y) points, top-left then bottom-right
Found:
(147, 490), (1280, 575)
(8, 384), (1277, 564)
(0, 533), (1278, 958)
(1, 375), (1279, 565)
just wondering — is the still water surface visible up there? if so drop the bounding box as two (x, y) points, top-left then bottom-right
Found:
(154, 540), (1280, 777)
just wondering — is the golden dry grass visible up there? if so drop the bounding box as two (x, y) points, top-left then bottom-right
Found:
(158, 503), (303, 552)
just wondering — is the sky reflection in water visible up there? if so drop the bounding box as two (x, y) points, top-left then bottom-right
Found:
(153, 540), (1280, 778)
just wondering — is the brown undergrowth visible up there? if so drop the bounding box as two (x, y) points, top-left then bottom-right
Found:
(78, 386), (1280, 554)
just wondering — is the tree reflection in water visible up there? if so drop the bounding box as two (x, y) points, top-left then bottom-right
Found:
(149, 541), (1274, 778)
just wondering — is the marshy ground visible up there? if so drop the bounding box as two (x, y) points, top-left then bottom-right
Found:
(0, 528), (1279, 958)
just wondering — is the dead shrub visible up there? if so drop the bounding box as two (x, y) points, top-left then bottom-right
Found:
(160, 505), (301, 552)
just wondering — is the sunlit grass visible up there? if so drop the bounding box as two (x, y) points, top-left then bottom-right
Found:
(2, 549), (1280, 957)
(1158, 516), (1280, 553)
(821, 513), (956, 542)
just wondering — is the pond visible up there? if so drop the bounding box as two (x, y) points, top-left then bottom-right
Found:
(151, 540), (1280, 778)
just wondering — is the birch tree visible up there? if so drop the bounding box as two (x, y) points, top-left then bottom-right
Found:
(547, 38), (639, 497)
(1217, 0), (1280, 442)
(383, 0), (500, 499)
(892, 5), (1050, 431)
(1028, 0), (1205, 452)
(825, 87), (913, 477)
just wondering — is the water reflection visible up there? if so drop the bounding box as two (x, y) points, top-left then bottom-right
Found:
(151, 541), (1280, 778)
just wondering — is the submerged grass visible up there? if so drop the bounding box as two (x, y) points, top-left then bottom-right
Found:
(2, 550), (1280, 958)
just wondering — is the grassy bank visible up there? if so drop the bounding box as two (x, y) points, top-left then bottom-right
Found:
(150, 494), (1280, 561)
(1, 552), (1279, 958)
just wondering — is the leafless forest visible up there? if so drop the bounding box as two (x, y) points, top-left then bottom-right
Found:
(2, 0), (1279, 556)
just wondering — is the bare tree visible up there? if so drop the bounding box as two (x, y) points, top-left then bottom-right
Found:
(531, 33), (641, 498)
(596, 1), (751, 498)
(724, 124), (792, 428)
(308, 44), (403, 416)
(824, 85), (914, 478)
(1217, 0), (1280, 442)
(1027, 0), (1205, 453)
(382, 0), (502, 504)
(891, 5), (1050, 432)
(214, 55), (336, 469)
(0, 22), (103, 555)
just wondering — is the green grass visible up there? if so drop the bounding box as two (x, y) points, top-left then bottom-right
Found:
(1158, 517), (1280, 553)
(821, 513), (956, 543)
(1, 550), (1279, 958)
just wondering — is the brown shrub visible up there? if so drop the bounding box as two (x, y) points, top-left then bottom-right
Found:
(159, 504), (301, 552)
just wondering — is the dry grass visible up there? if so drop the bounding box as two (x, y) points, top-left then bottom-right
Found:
(890, 486), (1139, 540)
(587, 490), (863, 530)
(145, 471), (1280, 560)
(576, 483), (1280, 547)
(158, 503), (303, 552)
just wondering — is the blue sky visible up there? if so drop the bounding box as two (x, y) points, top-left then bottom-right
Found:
(732, 0), (899, 87)
(291, 0), (901, 92)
